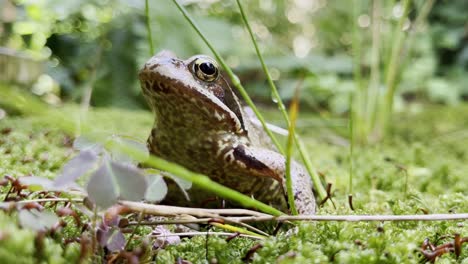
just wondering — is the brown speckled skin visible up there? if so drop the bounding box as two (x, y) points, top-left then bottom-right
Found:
(139, 51), (315, 214)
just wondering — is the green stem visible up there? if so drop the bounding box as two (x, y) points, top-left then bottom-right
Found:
(171, 0), (284, 154)
(382, 0), (411, 136)
(145, 0), (155, 55)
(348, 93), (354, 195)
(351, 0), (365, 143)
(236, 0), (329, 202)
(236, 0), (288, 123)
(367, 0), (382, 137)
(285, 97), (299, 215)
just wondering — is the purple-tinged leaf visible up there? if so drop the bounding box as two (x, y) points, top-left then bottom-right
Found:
(111, 162), (147, 201)
(97, 225), (111, 247)
(54, 150), (99, 187)
(145, 174), (168, 202)
(18, 209), (59, 231)
(86, 163), (118, 209)
(19, 176), (54, 191)
(152, 225), (180, 249)
(106, 230), (126, 252)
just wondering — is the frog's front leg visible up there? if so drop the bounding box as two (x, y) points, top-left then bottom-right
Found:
(226, 144), (316, 215)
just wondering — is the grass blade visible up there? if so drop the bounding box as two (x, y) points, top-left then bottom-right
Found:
(235, 0), (329, 203)
(285, 89), (300, 215)
(381, 0), (411, 136)
(145, 0), (155, 55)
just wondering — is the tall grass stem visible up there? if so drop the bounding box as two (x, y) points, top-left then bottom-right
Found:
(236, 0), (329, 203)
(145, 0), (155, 55)
(285, 91), (300, 215)
(382, 0), (411, 136)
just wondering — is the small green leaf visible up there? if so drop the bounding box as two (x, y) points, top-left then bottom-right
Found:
(145, 174), (168, 202)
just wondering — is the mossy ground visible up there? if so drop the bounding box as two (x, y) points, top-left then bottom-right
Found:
(0, 104), (467, 263)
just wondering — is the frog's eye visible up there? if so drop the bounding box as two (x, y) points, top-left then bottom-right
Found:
(193, 57), (219, 82)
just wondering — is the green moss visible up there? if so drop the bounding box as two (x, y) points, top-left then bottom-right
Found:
(0, 212), (81, 263)
(0, 104), (466, 263)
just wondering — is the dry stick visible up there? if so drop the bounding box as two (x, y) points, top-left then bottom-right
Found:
(228, 214), (468, 223)
(150, 232), (263, 240)
(119, 201), (468, 222)
(118, 200), (270, 217)
(135, 217), (270, 238)
(129, 213), (468, 225)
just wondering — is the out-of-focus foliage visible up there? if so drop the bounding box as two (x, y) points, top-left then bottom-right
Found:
(0, 0), (466, 110)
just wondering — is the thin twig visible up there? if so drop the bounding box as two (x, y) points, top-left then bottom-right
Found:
(227, 213), (468, 223)
(119, 201), (468, 223)
(128, 217), (269, 237)
(129, 218), (217, 225)
(150, 231), (264, 240)
(118, 200), (270, 217)
(130, 212), (468, 226)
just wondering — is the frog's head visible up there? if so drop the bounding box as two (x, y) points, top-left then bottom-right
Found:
(139, 50), (245, 134)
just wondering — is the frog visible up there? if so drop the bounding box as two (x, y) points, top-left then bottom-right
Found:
(139, 50), (316, 214)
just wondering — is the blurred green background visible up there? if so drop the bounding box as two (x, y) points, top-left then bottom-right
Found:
(1, 0), (467, 113)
